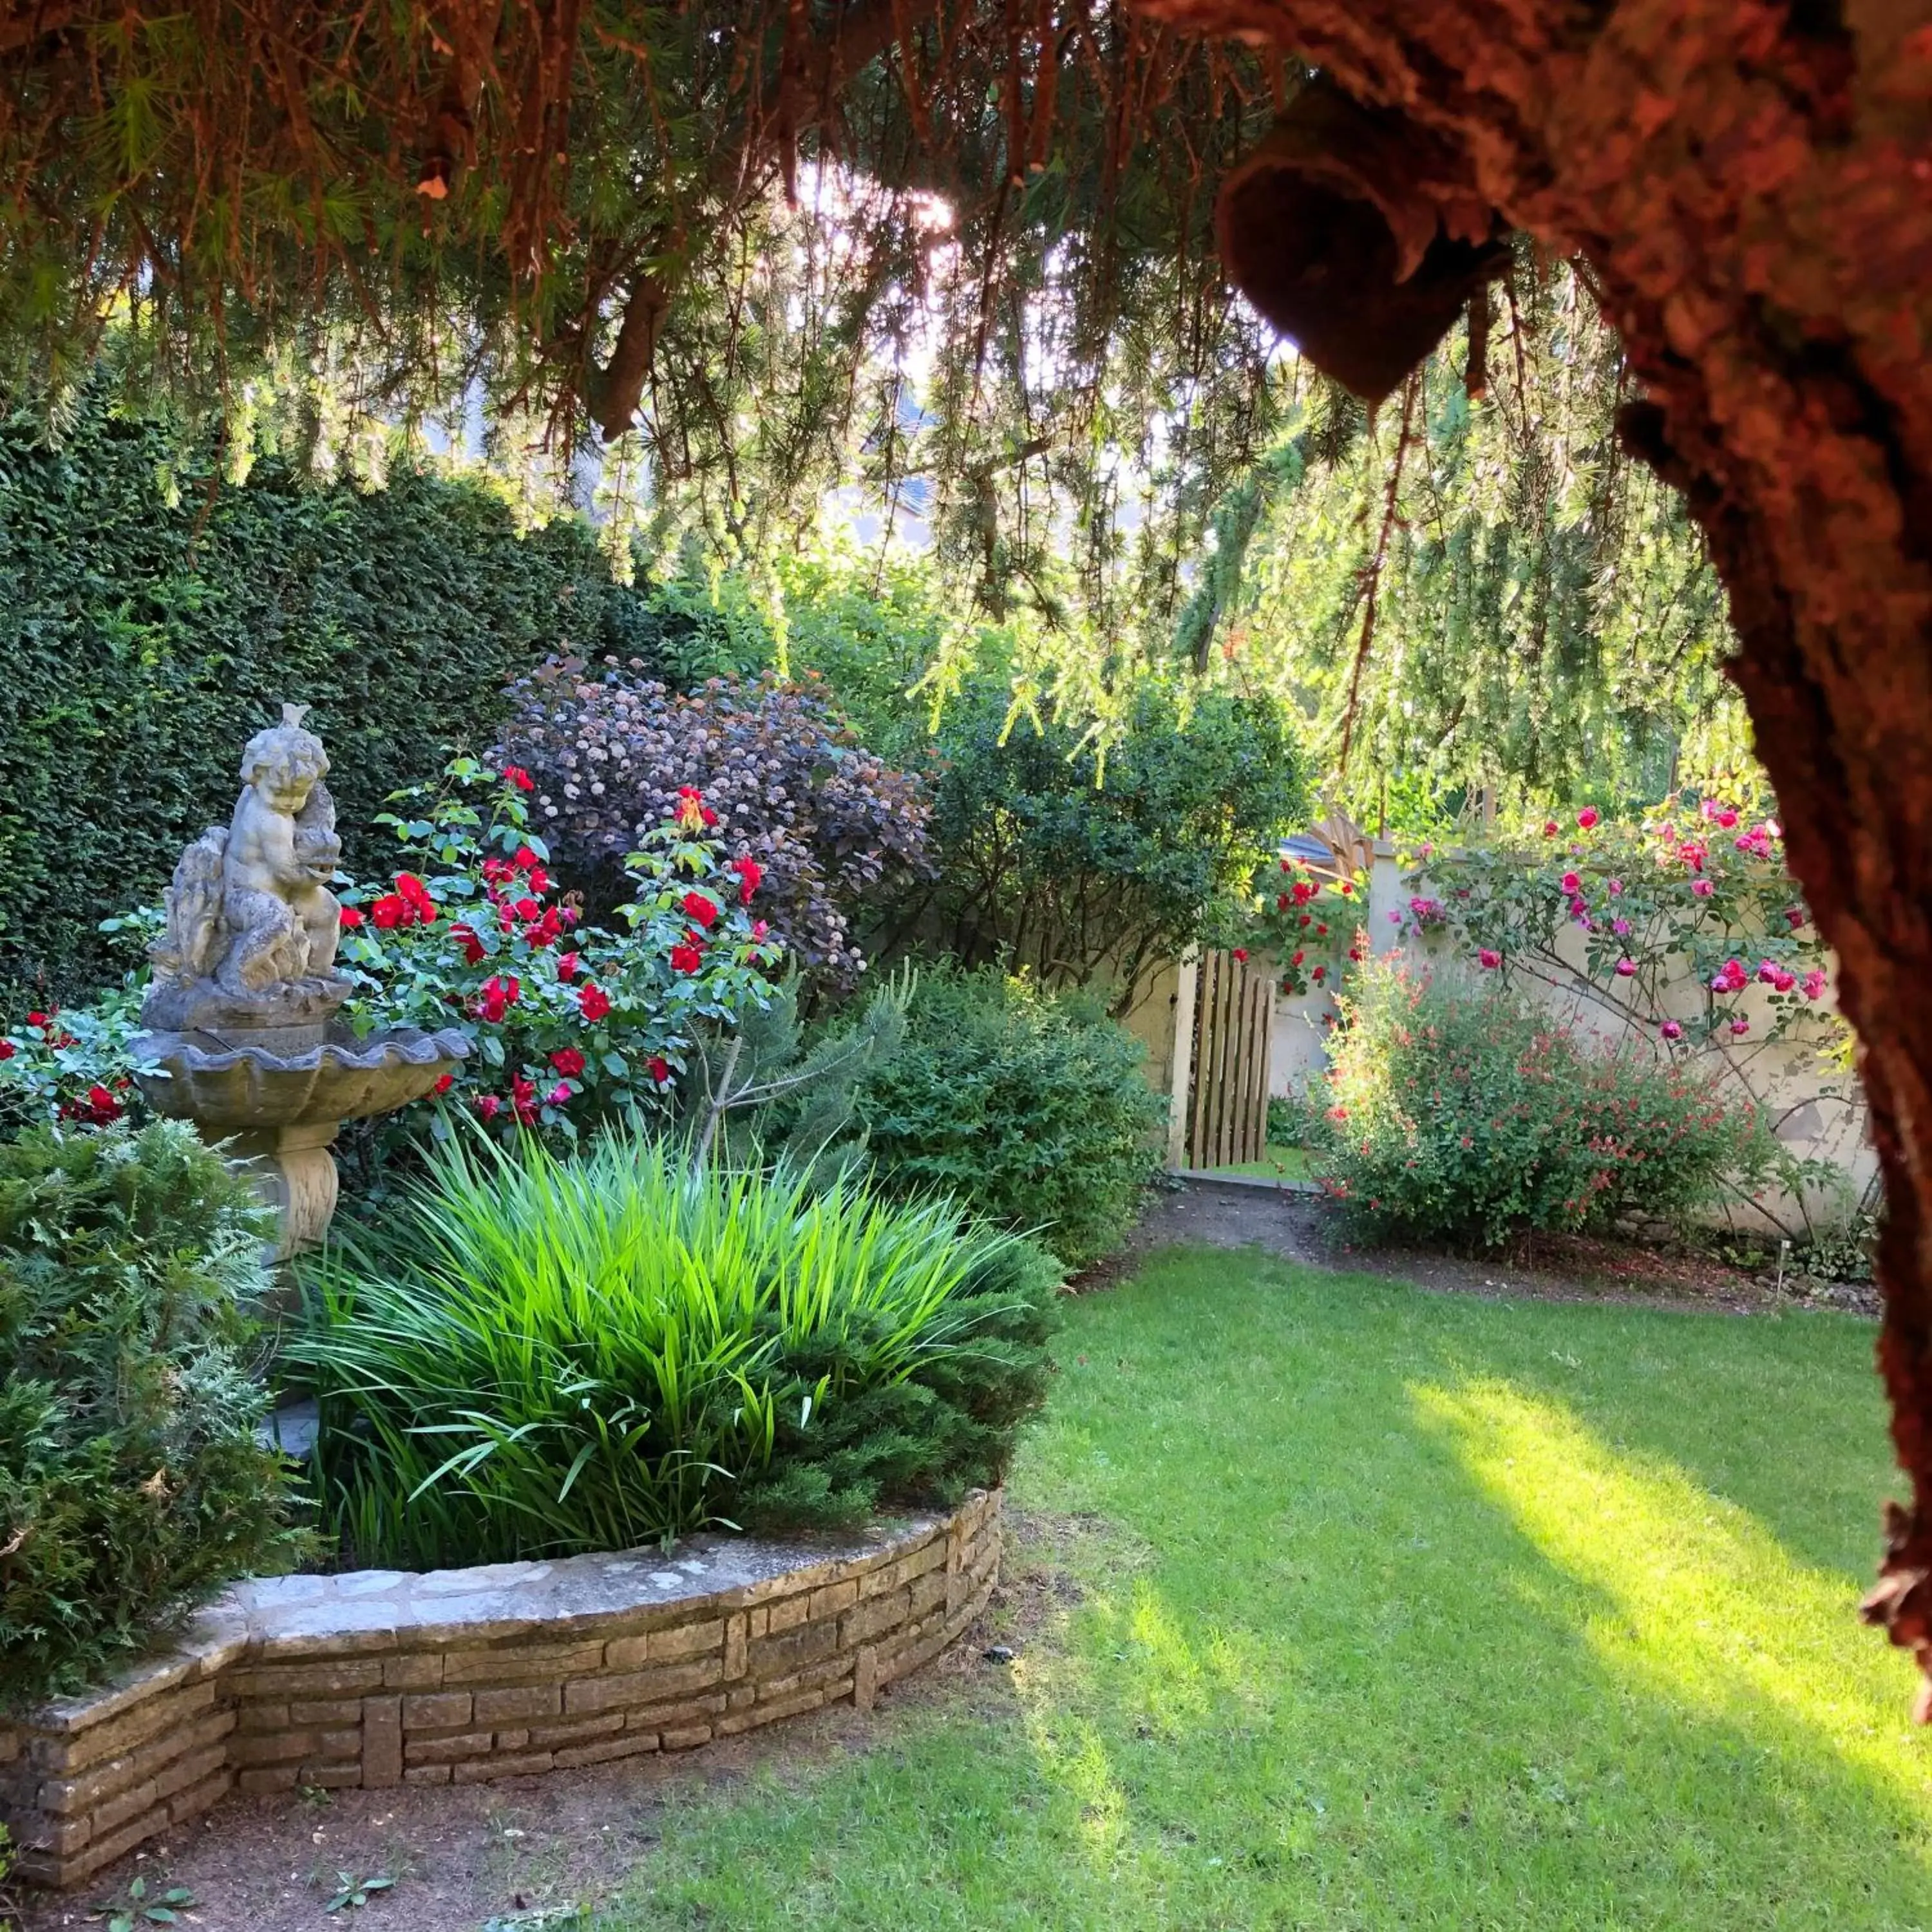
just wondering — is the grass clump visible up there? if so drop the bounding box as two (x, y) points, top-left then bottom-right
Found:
(0, 1121), (302, 1710)
(294, 1131), (1059, 1568)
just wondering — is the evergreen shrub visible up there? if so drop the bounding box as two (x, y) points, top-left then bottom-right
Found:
(0, 1121), (302, 1710)
(856, 968), (1163, 1267)
(0, 392), (643, 1001)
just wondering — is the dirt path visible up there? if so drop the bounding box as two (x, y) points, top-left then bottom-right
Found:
(1093, 1178), (1879, 1318)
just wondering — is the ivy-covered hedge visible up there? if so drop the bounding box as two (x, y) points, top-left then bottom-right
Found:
(0, 393), (643, 1000)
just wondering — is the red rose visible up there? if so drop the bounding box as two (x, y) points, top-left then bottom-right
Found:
(1232, 948), (1248, 963)
(557, 951), (581, 981)
(1291, 951), (1305, 967)
(26, 1011), (46, 1027)
(1315, 923), (1328, 936)
(578, 983), (611, 1021)
(513, 845), (540, 872)
(339, 906), (365, 929)
(433, 1072), (455, 1094)
(370, 895), (408, 929)
(648, 1056), (671, 1083)
(86, 1083), (121, 1122)
(549, 1046), (586, 1078)
(511, 1072), (538, 1122)
(681, 891), (720, 929)
(397, 873), (434, 911)
(477, 974), (522, 1023)
(501, 766), (535, 793)
(1577, 806), (1600, 830)
(452, 925), (486, 965)
(1312, 965), (1326, 982)
(513, 896), (540, 922)
(525, 867), (551, 896)
(670, 942), (705, 974)
(1542, 820), (1558, 837)
(0, 1040), (13, 1061)
(476, 1094), (504, 1122)
(731, 857), (763, 905)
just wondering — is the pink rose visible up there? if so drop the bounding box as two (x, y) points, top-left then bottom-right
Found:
(1660, 1020), (1682, 1041)
(1577, 807), (1600, 830)
(1478, 948), (1502, 969)
(1615, 958), (1636, 977)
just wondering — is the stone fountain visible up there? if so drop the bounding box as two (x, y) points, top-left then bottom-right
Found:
(132, 705), (466, 1264)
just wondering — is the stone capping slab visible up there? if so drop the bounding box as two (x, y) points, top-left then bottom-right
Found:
(1, 1488), (1001, 1890)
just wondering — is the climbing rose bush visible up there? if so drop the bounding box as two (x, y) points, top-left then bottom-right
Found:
(336, 760), (782, 1139)
(1406, 793), (1842, 1052)
(1307, 956), (1779, 1250)
(1242, 856), (1368, 998)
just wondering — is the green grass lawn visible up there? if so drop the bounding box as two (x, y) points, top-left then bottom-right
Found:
(594, 1249), (1929, 1931)
(1213, 1142), (1312, 1181)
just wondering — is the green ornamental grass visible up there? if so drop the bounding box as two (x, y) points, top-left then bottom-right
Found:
(294, 1131), (1059, 1569)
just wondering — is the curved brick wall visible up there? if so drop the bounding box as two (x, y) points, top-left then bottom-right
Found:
(0, 1490), (1001, 1890)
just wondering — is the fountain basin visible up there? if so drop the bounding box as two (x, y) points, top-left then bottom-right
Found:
(131, 1023), (469, 1130)
(131, 1023), (469, 1266)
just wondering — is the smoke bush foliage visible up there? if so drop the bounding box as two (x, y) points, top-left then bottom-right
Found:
(0, 1121), (303, 1709)
(501, 666), (930, 987)
(1308, 958), (1778, 1251)
(855, 969), (1163, 1267)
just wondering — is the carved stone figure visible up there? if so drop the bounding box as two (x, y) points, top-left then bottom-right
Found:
(144, 705), (351, 1032)
(133, 703), (467, 1274)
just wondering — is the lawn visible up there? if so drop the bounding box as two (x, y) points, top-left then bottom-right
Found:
(594, 1248), (1929, 1931)
(1212, 1142), (1312, 1181)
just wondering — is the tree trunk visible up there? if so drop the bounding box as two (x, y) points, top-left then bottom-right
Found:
(1134, 0), (1932, 1707)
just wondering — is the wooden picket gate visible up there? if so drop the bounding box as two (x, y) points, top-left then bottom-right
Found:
(1180, 949), (1274, 1170)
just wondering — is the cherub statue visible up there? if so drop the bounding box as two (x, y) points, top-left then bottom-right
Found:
(146, 705), (350, 1030)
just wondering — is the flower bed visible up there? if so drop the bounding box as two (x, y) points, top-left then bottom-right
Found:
(0, 1492), (1002, 1890)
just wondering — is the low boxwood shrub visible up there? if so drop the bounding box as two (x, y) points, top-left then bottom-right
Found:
(855, 968), (1163, 1267)
(292, 1131), (1060, 1567)
(1307, 956), (1779, 1251)
(0, 1121), (303, 1710)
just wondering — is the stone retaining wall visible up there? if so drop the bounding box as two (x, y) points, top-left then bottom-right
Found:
(1, 1490), (1001, 1889)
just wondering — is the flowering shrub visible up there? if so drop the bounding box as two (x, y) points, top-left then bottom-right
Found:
(500, 665), (929, 987)
(1307, 958), (1779, 1250)
(1410, 793), (1840, 1052)
(0, 996), (146, 1133)
(336, 761), (782, 1140)
(0, 767), (783, 1150)
(1242, 856), (1368, 998)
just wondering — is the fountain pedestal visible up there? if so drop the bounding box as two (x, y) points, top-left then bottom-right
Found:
(132, 1024), (467, 1262)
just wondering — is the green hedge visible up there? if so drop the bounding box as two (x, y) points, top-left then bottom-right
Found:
(0, 394), (641, 1001)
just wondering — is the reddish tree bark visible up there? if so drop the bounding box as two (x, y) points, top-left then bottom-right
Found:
(1134, 0), (1932, 1706)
